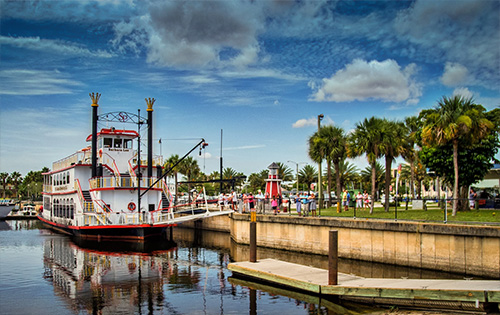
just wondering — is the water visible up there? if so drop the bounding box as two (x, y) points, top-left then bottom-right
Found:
(0, 216), (471, 314)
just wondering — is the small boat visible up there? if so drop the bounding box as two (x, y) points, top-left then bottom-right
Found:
(6, 203), (38, 219)
(39, 93), (232, 241)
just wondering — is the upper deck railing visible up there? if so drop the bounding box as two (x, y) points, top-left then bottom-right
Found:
(89, 176), (163, 190)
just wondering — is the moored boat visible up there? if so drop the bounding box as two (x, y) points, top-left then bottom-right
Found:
(39, 93), (232, 241)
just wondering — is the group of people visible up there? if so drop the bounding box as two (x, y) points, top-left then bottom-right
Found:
(294, 193), (317, 217)
(218, 190), (284, 214)
(341, 189), (372, 211)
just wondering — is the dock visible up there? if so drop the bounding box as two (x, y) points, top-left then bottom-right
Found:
(228, 258), (500, 312)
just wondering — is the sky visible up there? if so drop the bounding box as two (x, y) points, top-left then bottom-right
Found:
(1, 0), (499, 179)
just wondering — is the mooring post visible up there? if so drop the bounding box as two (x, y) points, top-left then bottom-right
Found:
(250, 210), (257, 262)
(328, 230), (338, 285)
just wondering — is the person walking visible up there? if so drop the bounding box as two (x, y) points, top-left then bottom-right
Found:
(469, 188), (477, 209)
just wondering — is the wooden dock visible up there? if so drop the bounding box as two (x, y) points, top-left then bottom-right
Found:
(228, 259), (500, 312)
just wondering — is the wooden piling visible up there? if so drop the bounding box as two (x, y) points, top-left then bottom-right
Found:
(328, 230), (338, 285)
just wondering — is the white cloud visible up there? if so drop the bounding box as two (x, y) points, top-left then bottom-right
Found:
(394, 0), (499, 89)
(292, 116), (334, 128)
(113, 1), (265, 69)
(440, 62), (469, 87)
(309, 59), (421, 104)
(452, 87), (474, 99)
(0, 36), (114, 58)
(0, 69), (83, 95)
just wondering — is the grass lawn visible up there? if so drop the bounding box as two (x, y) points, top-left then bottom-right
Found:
(296, 204), (500, 224)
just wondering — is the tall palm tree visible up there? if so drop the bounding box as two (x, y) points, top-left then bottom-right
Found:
(379, 119), (407, 212)
(420, 96), (494, 215)
(308, 131), (327, 195)
(348, 117), (384, 213)
(298, 164), (317, 192)
(318, 126), (347, 207)
(248, 170), (268, 192)
(360, 162), (385, 197)
(0, 172), (9, 198)
(164, 154), (181, 203)
(403, 116), (420, 199)
(329, 160), (358, 192)
(9, 171), (23, 199)
(179, 156), (201, 202)
(275, 162), (294, 182)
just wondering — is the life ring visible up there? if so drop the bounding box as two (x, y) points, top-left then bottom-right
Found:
(127, 202), (136, 211)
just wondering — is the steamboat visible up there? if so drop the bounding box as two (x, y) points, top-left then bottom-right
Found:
(39, 93), (230, 240)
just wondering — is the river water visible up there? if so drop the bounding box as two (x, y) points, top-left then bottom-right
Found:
(0, 208), (476, 315)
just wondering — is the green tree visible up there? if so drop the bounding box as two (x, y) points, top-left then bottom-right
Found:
(222, 167), (246, 192)
(0, 172), (10, 198)
(379, 119), (407, 211)
(275, 162), (294, 182)
(298, 165), (317, 192)
(403, 116), (420, 199)
(360, 162), (385, 198)
(247, 170), (268, 193)
(420, 96), (494, 215)
(178, 156), (200, 202)
(348, 117), (384, 213)
(164, 154), (181, 203)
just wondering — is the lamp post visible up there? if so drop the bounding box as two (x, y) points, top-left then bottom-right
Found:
(287, 160), (306, 195)
(317, 114), (324, 210)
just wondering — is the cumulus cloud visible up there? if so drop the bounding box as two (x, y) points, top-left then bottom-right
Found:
(0, 36), (113, 58)
(394, 0), (499, 89)
(113, 1), (265, 68)
(0, 69), (83, 95)
(292, 116), (334, 128)
(440, 62), (469, 87)
(452, 87), (474, 99)
(309, 59), (421, 104)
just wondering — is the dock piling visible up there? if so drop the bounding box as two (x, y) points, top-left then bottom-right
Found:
(328, 230), (338, 285)
(250, 211), (257, 262)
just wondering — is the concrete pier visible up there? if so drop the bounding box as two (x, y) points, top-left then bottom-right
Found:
(229, 258), (500, 312)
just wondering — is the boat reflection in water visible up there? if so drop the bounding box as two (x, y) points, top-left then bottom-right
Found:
(43, 236), (178, 313)
(40, 228), (385, 314)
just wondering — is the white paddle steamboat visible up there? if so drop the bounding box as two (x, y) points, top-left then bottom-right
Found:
(39, 93), (231, 240)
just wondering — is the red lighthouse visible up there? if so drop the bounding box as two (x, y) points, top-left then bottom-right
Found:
(264, 162), (282, 199)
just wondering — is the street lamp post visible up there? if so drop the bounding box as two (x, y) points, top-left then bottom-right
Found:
(317, 114), (324, 211)
(287, 160), (306, 196)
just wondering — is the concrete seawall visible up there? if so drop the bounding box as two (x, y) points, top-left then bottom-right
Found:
(180, 213), (500, 278)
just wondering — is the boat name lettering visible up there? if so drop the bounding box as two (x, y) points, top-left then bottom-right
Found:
(55, 185), (69, 191)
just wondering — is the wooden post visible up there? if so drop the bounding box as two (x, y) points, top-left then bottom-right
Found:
(328, 230), (338, 285)
(250, 211), (257, 262)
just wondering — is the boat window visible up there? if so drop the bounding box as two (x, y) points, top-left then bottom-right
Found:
(124, 139), (132, 149)
(114, 139), (122, 148)
(104, 138), (112, 148)
(66, 172), (70, 184)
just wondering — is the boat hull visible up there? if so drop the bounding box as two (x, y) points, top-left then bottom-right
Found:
(38, 215), (175, 241)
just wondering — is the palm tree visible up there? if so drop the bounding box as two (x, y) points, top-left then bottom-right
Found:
(275, 162), (294, 182)
(164, 154), (181, 203)
(360, 162), (385, 197)
(178, 156), (201, 202)
(222, 167), (245, 191)
(298, 165), (317, 192)
(403, 116), (420, 200)
(248, 170), (268, 192)
(0, 172), (9, 198)
(308, 131), (326, 196)
(9, 171), (23, 199)
(348, 117), (384, 213)
(420, 96), (494, 215)
(317, 126), (347, 207)
(379, 119), (407, 212)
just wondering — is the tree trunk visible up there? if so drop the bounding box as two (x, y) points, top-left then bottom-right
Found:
(370, 162), (376, 214)
(452, 140), (459, 216)
(384, 155), (392, 212)
(327, 159), (332, 208)
(410, 159), (415, 200)
(336, 161), (342, 210)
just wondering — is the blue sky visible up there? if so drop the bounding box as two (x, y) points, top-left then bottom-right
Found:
(1, 0), (499, 178)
